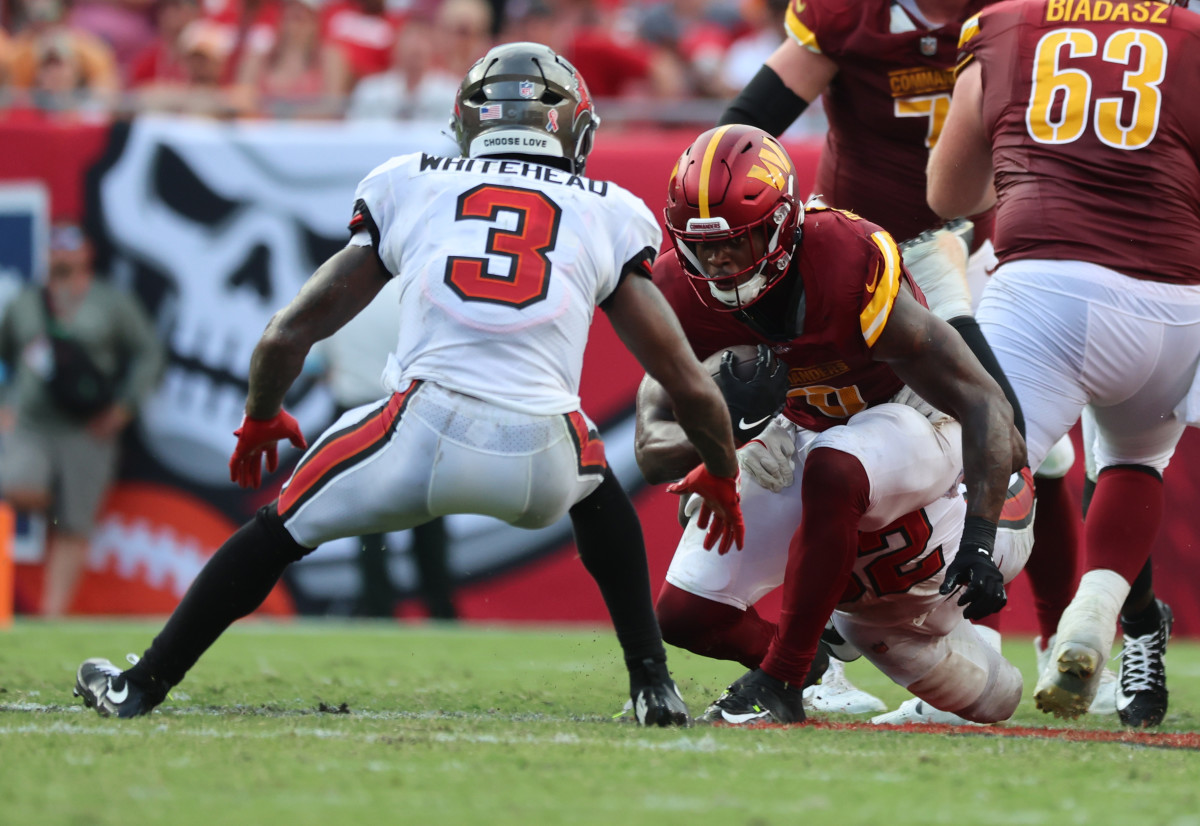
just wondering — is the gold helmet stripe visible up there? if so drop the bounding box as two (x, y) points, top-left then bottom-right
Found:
(698, 124), (735, 219)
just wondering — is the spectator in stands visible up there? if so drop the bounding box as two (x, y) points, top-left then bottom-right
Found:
(134, 18), (254, 117)
(637, 0), (736, 98)
(716, 0), (785, 99)
(0, 223), (165, 617)
(200, 0), (281, 85)
(345, 11), (458, 121)
(434, 0), (493, 78)
(8, 0), (119, 108)
(127, 0), (201, 89)
(560, 0), (687, 99)
(66, 0), (157, 83)
(498, 0), (560, 46)
(1, 27), (15, 88)
(319, 0), (404, 95)
(237, 0), (342, 118)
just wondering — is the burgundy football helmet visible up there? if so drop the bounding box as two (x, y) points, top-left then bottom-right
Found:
(665, 124), (802, 311)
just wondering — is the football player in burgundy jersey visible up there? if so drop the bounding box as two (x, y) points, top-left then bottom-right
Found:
(71, 43), (745, 727)
(646, 125), (1027, 725)
(717, 0), (1162, 718)
(929, 0), (1200, 726)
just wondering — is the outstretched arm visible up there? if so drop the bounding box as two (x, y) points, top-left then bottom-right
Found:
(872, 286), (1024, 618)
(873, 286), (1023, 521)
(606, 275), (743, 552)
(607, 275), (738, 481)
(230, 244), (390, 488)
(246, 244), (390, 419)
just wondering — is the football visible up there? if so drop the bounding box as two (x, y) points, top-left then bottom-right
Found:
(701, 344), (788, 444)
(701, 344), (762, 382)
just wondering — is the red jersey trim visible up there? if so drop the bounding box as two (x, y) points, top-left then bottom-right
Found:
(278, 383), (416, 518)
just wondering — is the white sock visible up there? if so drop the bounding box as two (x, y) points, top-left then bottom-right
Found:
(1056, 569), (1131, 659)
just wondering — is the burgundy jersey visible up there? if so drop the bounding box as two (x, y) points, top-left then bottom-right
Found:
(960, 0), (1200, 284)
(785, 0), (994, 242)
(654, 208), (917, 432)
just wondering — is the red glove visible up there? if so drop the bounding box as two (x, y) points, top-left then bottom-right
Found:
(229, 410), (308, 489)
(666, 466), (745, 554)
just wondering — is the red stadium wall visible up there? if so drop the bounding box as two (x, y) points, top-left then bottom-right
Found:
(1, 120), (1197, 635)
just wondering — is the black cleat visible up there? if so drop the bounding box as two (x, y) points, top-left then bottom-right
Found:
(74, 658), (164, 719)
(1117, 600), (1173, 728)
(699, 668), (806, 726)
(806, 640), (832, 688)
(628, 658), (691, 727)
(821, 623), (861, 663)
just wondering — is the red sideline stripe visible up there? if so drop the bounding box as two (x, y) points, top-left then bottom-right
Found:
(567, 411), (607, 473)
(711, 720), (1200, 750)
(279, 385), (413, 517)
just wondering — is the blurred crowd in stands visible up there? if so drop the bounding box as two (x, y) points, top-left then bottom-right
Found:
(0, 0), (827, 129)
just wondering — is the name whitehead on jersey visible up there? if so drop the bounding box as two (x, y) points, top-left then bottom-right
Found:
(420, 154), (610, 195)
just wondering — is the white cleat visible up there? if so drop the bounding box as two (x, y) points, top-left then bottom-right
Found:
(871, 697), (981, 726)
(802, 659), (887, 714)
(1035, 635), (1118, 716)
(1034, 571), (1127, 718)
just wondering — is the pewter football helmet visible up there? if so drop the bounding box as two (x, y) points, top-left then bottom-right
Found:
(451, 42), (598, 175)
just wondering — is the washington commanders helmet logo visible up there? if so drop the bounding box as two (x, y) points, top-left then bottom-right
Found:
(748, 136), (792, 192)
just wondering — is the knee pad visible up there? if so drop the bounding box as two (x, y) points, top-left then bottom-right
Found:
(904, 630), (1023, 723)
(1036, 434), (1075, 479)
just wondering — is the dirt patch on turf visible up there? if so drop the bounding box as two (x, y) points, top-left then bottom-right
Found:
(808, 721), (1200, 750)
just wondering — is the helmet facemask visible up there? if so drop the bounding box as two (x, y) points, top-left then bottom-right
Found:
(671, 201), (797, 309)
(665, 125), (804, 312)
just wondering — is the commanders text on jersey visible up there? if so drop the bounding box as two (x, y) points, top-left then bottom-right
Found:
(419, 154), (610, 195)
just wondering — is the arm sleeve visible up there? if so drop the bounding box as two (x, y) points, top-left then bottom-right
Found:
(948, 316), (1026, 439)
(718, 63), (809, 137)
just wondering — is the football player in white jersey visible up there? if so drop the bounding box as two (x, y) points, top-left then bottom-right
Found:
(72, 42), (746, 727)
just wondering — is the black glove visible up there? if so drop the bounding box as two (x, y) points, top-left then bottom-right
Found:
(939, 517), (1006, 621)
(715, 344), (790, 444)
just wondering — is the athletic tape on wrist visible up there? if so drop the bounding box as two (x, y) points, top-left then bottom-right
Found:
(961, 515), (998, 556)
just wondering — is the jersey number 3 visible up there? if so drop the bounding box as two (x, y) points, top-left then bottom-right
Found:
(445, 184), (562, 308)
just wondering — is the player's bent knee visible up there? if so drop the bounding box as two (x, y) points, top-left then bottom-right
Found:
(1036, 434), (1075, 479)
(956, 659), (1023, 723)
(905, 646), (1022, 724)
(655, 583), (742, 654)
(262, 503), (313, 564)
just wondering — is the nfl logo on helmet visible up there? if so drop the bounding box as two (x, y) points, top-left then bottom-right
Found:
(519, 80), (535, 99)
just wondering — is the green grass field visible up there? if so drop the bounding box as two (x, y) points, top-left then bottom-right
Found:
(2, 620), (1198, 826)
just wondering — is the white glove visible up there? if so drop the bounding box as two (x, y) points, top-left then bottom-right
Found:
(736, 418), (796, 493)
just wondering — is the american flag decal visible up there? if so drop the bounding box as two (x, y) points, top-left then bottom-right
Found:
(480, 104), (502, 120)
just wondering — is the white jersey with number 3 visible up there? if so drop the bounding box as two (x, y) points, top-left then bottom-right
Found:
(349, 152), (661, 415)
